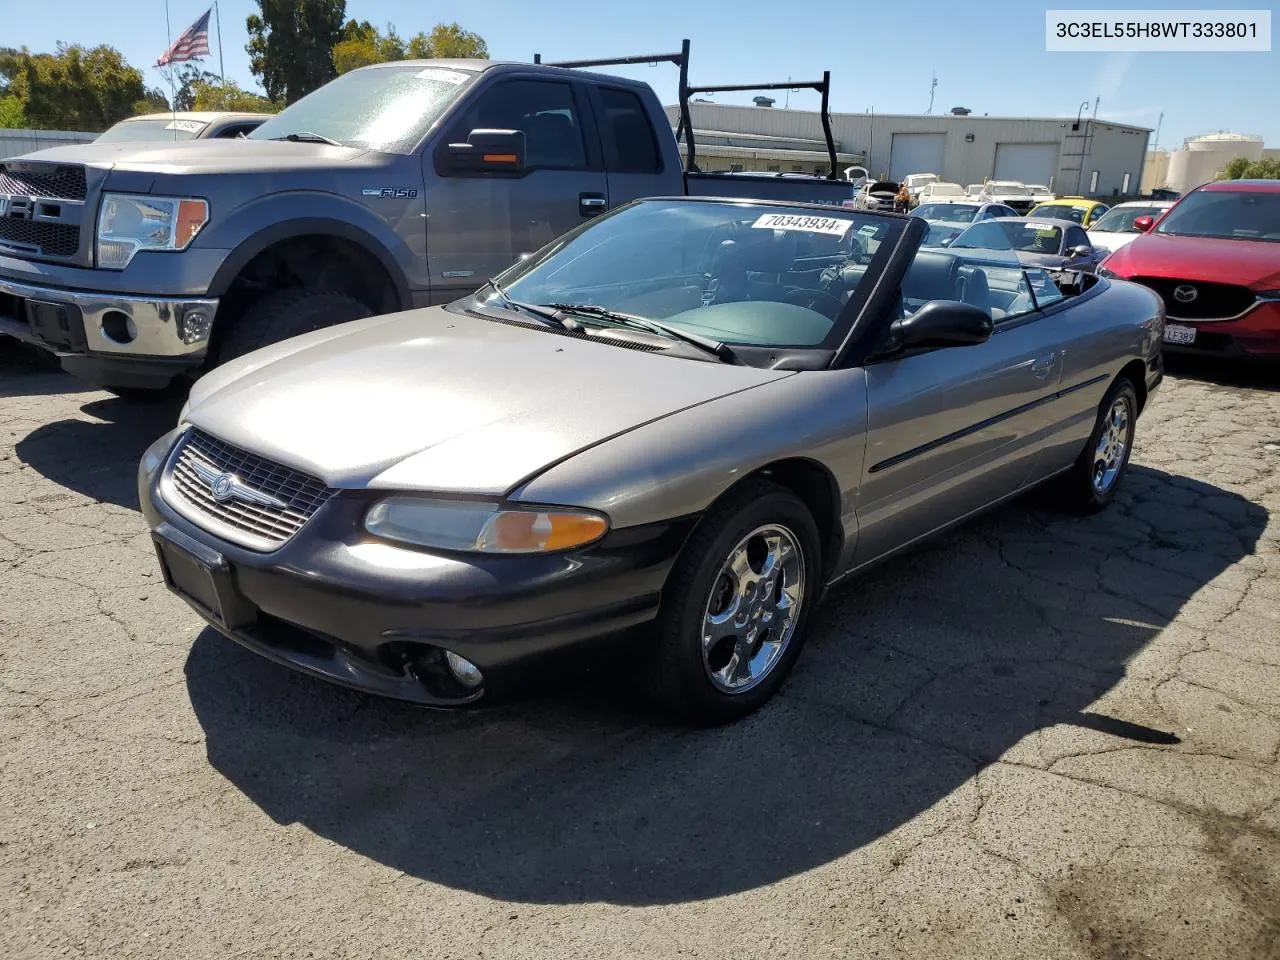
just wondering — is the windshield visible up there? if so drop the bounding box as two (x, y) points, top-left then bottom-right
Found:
(927, 184), (965, 197)
(481, 200), (906, 352)
(987, 183), (1031, 196)
(1092, 205), (1167, 232)
(1154, 188), (1280, 242)
(95, 118), (207, 142)
(1030, 204), (1085, 223)
(914, 203), (980, 222)
(952, 220), (1063, 254)
(923, 221), (966, 246)
(249, 64), (477, 152)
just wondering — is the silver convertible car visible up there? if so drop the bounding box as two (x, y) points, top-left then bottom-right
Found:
(139, 197), (1164, 725)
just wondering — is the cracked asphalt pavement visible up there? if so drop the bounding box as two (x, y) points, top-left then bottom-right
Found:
(2, 345), (1279, 960)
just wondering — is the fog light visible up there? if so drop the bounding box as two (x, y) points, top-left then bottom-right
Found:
(444, 650), (483, 689)
(180, 308), (213, 345)
(100, 310), (136, 344)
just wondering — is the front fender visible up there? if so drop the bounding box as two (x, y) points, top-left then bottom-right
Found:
(199, 191), (422, 303)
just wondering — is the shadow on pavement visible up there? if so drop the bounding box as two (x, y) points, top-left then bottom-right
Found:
(13, 394), (184, 509)
(185, 464), (1267, 906)
(1165, 352), (1280, 392)
(0, 343), (80, 398)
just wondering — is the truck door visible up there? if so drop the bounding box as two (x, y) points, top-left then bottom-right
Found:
(587, 84), (669, 207)
(421, 77), (607, 304)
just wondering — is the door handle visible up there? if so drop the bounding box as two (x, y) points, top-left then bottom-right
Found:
(1031, 355), (1057, 380)
(579, 193), (607, 217)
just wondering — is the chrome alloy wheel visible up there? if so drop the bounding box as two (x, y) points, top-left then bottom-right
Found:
(1092, 395), (1132, 494)
(701, 524), (805, 694)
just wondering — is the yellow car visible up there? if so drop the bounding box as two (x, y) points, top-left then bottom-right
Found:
(1026, 197), (1110, 227)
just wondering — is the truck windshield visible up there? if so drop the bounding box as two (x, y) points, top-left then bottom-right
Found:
(249, 64), (478, 153)
(480, 199), (905, 351)
(96, 118), (208, 142)
(1154, 188), (1280, 242)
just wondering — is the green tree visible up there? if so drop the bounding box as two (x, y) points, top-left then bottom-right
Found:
(170, 62), (222, 111)
(3, 44), (166, 130)
(191, 77), (280, 113)
(1216, 156), (1280, 180)
(0, 95), (26, 128)
(407, 23), (489, 60)
(332, 19), (406, 75)
(246, 0), (346, 104)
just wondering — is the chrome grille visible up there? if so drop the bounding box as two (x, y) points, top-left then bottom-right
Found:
(168, 429), (333, 549)
(1129, 276), (1259, 321)
(0, 163), (88, 201)
(0, 219), (79, 258)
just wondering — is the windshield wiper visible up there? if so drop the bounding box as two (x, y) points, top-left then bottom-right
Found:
(271, 131), (342, 146)
(480, 281), (572, 329)
(544, 303), (733, 362)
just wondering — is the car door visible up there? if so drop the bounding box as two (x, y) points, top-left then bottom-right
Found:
(421, 76), (607, 304)
(588, 84), (669, 209)
(852, 251), (1067, 567)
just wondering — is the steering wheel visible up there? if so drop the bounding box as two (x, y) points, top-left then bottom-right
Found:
(782, 287), (845, 320)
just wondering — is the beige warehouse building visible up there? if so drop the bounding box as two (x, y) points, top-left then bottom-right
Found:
(666, 102), (1151, 196)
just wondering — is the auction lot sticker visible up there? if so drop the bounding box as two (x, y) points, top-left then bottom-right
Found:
(752, 213), (853, 237)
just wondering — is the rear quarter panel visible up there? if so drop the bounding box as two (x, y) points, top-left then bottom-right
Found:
(513, 368), (871, 576)
(1038, 278), (1163, 472)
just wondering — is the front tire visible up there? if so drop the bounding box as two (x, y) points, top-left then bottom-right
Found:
(647, 480), (822, 725)
(215, 289), (372, 366)
(1052, 377), (1138, 514)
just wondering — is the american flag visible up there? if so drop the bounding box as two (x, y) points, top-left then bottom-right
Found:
(156, 8), (212, 67)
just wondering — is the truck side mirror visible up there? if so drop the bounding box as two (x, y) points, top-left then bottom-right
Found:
(441, 128), (526, 176)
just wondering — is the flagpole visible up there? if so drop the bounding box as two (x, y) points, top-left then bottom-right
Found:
(163, 0), (178, 123)
(214, 1), (225, 86)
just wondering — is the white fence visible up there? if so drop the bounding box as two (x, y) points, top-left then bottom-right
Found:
(0, 129), (98, 159)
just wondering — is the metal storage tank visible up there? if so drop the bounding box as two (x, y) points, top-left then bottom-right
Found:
(1166, 132), (1264, 193)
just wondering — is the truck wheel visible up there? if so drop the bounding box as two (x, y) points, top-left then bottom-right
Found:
(215, 289), (372, 365)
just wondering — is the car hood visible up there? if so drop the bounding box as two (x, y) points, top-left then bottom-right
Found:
(1103, 233), (1280, 288)
(1087, 230), (1140, 253)
(20, 138), (369, 175)
(183, 307), (791, 494)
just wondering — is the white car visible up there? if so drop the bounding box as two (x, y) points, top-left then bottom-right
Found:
(854, 180), (901, 212)
(978, 180), (1036, 215)
(1026, 184), (1056, 204)
(1086, 201), (1175, 253)
(915, 181), (967, 205)
(965, 184), (984, 198)
(902, 173), (940, 206)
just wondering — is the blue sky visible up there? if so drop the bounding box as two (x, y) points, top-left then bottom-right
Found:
(7, 0), (1277, 148)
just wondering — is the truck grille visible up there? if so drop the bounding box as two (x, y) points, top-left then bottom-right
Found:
(0, 163), (88, 201)
(169, 429), (334, 549)
(1129, 276), (1258, 321)
(0, 219), (80, 259)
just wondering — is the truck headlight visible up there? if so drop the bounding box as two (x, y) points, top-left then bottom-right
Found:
(96, 194), (209, 269)
(364, 497), (609, 554)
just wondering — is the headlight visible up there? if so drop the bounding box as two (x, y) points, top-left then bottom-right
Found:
(96, 193), (209, 269)
(364, 497), (609, 554)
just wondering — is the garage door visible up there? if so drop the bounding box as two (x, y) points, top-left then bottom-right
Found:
(993, 143), (1060, 186)
(889, 133), (946, 181)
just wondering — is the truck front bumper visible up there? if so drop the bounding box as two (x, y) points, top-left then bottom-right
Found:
(0, 274), (217, 387)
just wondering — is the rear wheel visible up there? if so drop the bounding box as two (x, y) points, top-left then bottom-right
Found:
(215, 289), (372, 365)
(1051, 378), (1138, 514)
(647, 480), (821, 725)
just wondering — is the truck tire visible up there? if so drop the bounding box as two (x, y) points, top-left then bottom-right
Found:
(215, 289), (372, 365)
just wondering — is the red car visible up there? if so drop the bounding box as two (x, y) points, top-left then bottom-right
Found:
(1097, 179), (1280, 357)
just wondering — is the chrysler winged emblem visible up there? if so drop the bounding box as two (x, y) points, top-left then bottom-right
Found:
(189, 459), (287, 509)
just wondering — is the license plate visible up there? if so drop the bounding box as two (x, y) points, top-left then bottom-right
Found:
(152, 524), (255, 630)
(1163, 323), (1196, 345)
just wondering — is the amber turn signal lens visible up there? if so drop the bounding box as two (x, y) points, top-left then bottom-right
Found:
(483, 153), (518, 164)
(479, 510), (608, 553)
(175, 199), (209, 248)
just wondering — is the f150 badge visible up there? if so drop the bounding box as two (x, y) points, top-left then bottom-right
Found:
(361, 187), (418, 199)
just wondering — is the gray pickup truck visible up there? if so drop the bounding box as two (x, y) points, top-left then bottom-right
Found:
(0, 42), (855, 393)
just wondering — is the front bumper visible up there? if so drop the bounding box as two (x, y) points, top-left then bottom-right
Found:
(1162, 299), (1280, 358)
(0, 273), (216, 385)
(138, 430), (694, 706)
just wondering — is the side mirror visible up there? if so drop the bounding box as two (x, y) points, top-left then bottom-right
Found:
(1132, 215), (1155, 233)
(891, 300), (993, 351)
(442, 128), (525, 175)
(1069, 244), (1093, 259)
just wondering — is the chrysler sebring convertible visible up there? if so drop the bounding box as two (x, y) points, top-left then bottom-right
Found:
(139, 197), (1164, 724)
